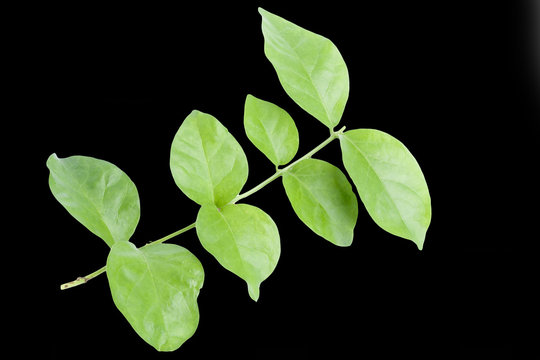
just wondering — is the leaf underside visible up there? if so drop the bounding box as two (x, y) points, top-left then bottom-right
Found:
(107, 242), (204, 351)
(244, 94), (299, 166)
(170, 110), (249, 207)
(339, 129), (431, 249)
(195, 203), (280, 301)
(282, 158), (358, 246)
(47, 154), (140, 247)
(259, 7), (349, 129)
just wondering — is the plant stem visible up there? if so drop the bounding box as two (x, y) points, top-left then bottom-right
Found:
(141, 222), (196, 248)
(60, 266), (106, 290)
(59, 126), (345, 290)
(59, 222), (196, 290)
(231, 125), (345, 203)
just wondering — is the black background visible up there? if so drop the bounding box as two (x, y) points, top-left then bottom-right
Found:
(22, 0), (538, 358)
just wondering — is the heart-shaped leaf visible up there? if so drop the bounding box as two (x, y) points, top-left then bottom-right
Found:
(106, 242), (204, 351)
(170, 110), (249, 207)
(259, 7), (349, 129)
(195, 203), (280, 301)
(244, 94), (299, 166)
(47, 154), (140, 247)
(339, 129), (431, 249)
(282, 158), (358, 246)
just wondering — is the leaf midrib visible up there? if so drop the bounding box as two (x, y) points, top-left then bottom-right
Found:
(140, 250), (169, 350)
(216, 207), (250, 281)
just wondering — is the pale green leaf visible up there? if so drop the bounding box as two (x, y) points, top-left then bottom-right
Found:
(339, 129), (431, 249)
(259, 7), (349, 129)
(170, 110), (249, 207)
(46, 154), (140, 247)
(195, 203), (280, 301)
(282, 158), (358, 246)
(106, 242), (204, 352)
(244, 94), (299, 166)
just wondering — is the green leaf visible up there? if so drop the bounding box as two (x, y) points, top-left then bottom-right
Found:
(282, 158), (358, 246)
(195, 203), (280, 301)
(170, 110), (249, 207)
(259, 7), (349, 129)
(339, 129), (431, 250)
(46, 154), (140, 247)
(106, 241), (204, 352)
(244, 94), (299, 166)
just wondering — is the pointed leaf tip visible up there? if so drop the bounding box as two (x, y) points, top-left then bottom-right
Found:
(248, 284), (260, 302)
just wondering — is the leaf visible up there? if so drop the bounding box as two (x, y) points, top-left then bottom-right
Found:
(282, 158), (358, 246)
(106, 241), (204, 352)
(195, 203), (280, 301)
(259, 7), (349, 129)
(244, 94), (299, 166)
(46, 154), (140, 247)
(339, 129), (431, 249)
(170, 110), (249, 207)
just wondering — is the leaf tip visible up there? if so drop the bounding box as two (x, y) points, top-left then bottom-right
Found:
(46, 153), (59, 168)
(248, 283), (260, 302)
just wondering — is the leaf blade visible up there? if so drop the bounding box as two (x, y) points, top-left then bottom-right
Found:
(46, 154), (140, 247)
(170, 110), (249, 206)
(106, 242), (204, 351)
(244, 94), (299, 166)
(339, 129), (431, 249)
(195, 203), (280, 301)
(259, 7), (349, 129)
(282, 158), (358, 246)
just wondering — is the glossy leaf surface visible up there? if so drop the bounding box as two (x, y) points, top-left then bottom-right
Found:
(282, 158), (358, 246)
(244, 94), (299, 166)
(47, 154), (140, 247)
(339, 129), (431, 249)
(107, 242), (204, 351)
(195, 203), (280, 301)
(259, 7), (349, 129)
(170, 110), (249, 207)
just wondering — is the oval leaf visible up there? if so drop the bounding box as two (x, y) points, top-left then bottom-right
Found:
(282, 158), (358, 246)
(244, 94), (299, 166)
(195, 203), (280, 301)
(107, 242), (204, 352)
(259, 7), (349, 129)
(339, 129), (431, 249)
(170, 110), (249, 207)
(46, 154), (140, 247)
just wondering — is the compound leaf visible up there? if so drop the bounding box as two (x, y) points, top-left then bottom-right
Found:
(106, 241), (204, 352)
(339, 129), (431, 249)
(259, 7), (349, 129)
(170, 110), (249, 207)
(46, 154), (140, 247)
(195, 203), (280, 301)
(244, 94), (299, 166)
(282, 158), (358, 246)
